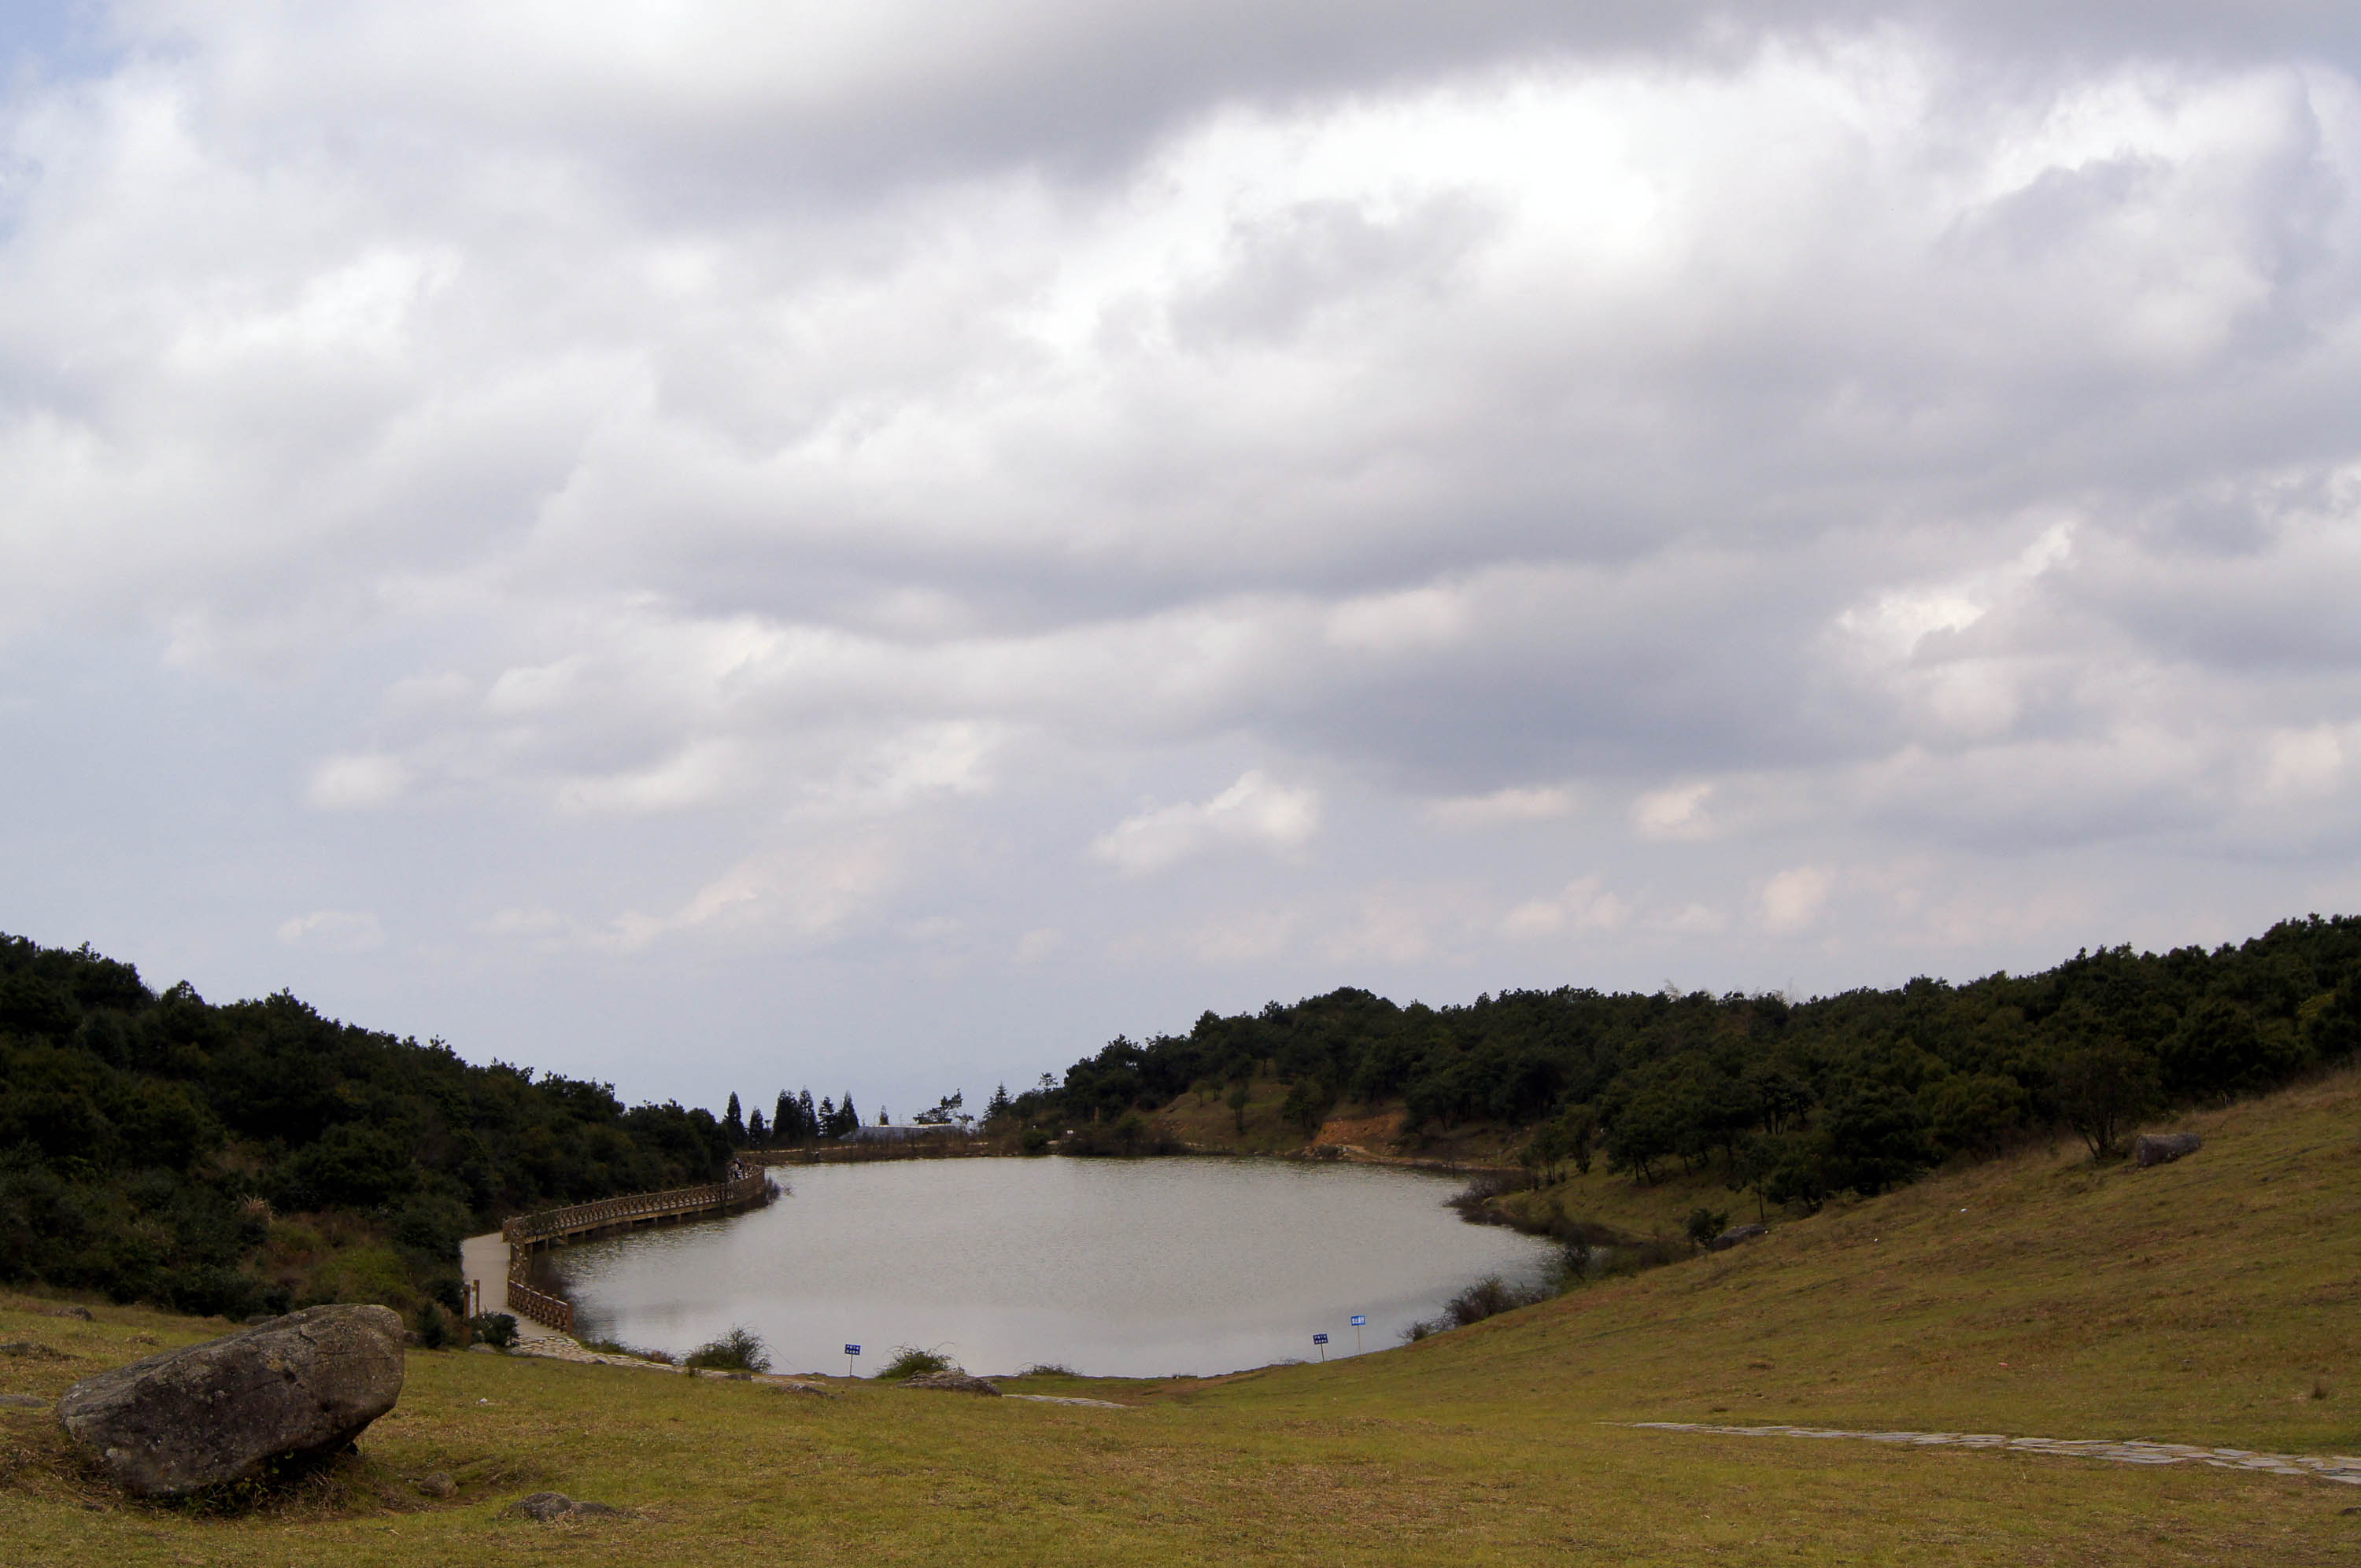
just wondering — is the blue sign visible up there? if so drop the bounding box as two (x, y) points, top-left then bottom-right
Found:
(1312, 1333), (1328, 1344)
(844, 1344), (861, 1356)
(1349, 1315), (1366, 1327)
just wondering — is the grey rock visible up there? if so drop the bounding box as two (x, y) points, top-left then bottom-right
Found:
(1, 1341), (71, 1360)
(507, 1491), (628, 1521)
(43, 1306), (94, 1322)
(900, 1369), (1002, 1396)
(0, 1393), (51, 1410)
(2135, 1132), (2204, 1168)
(1708, 1223), (1769, 1251)
(467, 1343), (499, 1354)
(55, 1303), (405, 1499)
(415, 1470), (457, 1500)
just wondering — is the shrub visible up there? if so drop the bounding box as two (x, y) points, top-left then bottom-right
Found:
(684, 1325), (771, 1373)
(877, 1345), (953, 1381)
(468, 1312), (518, 1349)
(415, 1301), (451, 1350)
(1684, 1207), (1729, 1249)
(1019, 1127), (1052, 1156)
(1017, 1362), (1077, 1378)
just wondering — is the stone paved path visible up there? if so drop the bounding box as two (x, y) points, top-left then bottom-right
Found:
(1627, 1422), (2361, 1485)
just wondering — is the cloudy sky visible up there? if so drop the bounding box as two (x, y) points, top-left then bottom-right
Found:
(6, 2), (2361, 1116)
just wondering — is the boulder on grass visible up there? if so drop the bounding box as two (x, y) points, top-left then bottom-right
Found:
(900, 1369), (1002, 1396)
(1707, 1223), (1769, 1252)
(507, 1491), (628, 1521)
(2134, 1132), (2203, 1168)
(56, 1304), (404, 1499)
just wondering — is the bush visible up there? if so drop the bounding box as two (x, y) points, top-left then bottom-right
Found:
(877, 1345), (953, 1381)
(416, 1301), (451, 1350)
(469, 1312), (517, 1349)
(1017, 1362), (1077, 1378)
(1684, 1207), (1729, 1249)
(1405, 1274), (1553, 1339)
(1019, 1127), (1052, 1156)
(685, 1325), (770, 1373)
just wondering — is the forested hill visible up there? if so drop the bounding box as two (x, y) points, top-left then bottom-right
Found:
(1016, 916), (2361, 1198)
(0, 934), (741, 1321)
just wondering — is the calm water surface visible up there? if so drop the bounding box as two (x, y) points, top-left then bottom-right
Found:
(548, 1157), (1557, 1378)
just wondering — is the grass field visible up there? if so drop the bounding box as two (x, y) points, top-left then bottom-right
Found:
(6, 1066), (2358, 1565)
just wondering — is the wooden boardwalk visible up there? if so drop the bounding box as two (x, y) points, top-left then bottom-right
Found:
(478, 1165), (776, 1334)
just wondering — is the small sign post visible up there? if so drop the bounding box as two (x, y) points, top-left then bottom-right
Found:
(1312, 1332), (1329, 1362)
(1350, 1315), (1366, 1354)
(845, 1343), (861, 1378)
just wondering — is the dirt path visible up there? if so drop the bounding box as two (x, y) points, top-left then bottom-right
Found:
(1627, 1422), (2361, 1485)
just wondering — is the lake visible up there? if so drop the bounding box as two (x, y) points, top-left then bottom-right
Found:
(545, 1156), (1559, 1378)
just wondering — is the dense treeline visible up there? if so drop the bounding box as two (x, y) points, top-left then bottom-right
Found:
(0, 935), (741, 1320)
(1009, 915), (2361, 1207)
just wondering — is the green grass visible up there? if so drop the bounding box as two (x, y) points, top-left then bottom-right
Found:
(6, 1066), (2359, 1563)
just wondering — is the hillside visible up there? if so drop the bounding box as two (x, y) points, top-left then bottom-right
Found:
(0, 934), (745, 1321)
(5, 1063), (2355, 1563)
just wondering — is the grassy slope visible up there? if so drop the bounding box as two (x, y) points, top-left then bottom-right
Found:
(5, 1068), (2358, 1566)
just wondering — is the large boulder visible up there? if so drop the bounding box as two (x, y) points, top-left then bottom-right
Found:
(2134, 1132), (2204, 1168)
(56, 1304), (405, 1498)
(900, 1369), (1002, 1396)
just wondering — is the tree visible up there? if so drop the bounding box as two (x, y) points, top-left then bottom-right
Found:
(1280, 1079), (1331, 1142)
(747, 1106), (767, 1144)
(1684, 1206), (1729, 1250)
(2054, 1038), (2159, 1159)
(722, 1093), (746, 1147)
(1226, 1083), (1251, 1134)
(1919, 1073), (2026, 1160)
(985, 1083), (1013, 1122)
(773, 1091), (793, 1145)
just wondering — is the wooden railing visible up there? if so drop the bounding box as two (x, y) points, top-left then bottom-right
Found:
(490, 1166), (773, 1336)
(505, 1258), (575, 1334)
(501, 1169), (773, 1247)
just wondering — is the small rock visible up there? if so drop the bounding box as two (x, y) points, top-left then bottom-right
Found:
(2134, 1132), (2204, 1168)
(415, 1470), (457, 1500)
(44, 1307), (95, 1322)
(467, 1343), (499, 1354)
(900, 1370), (1002, 1396)
(1707, 1223), (1769, 1252)
(242, 1314), (279, 1326)
(0, 1393), (51, 1410)
(0, 1341), (70, 1360)
(506, 1491), (628, 1522)
(56, 1303), (405, 1500)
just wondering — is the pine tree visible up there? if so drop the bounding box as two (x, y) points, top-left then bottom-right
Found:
(722, 1092), (746, 1147)
(774, 1090), (793, 1144)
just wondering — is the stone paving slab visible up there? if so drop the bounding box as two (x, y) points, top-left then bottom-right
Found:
(1626, 1422), (2361, 1485)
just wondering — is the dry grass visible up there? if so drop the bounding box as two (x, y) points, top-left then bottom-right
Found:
(6, 1067), (2360, 1564)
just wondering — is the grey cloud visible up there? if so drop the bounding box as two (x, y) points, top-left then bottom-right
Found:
(3, 5), (2361, 1113)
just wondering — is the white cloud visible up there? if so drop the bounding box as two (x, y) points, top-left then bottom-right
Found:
(1432, 785), (1574, 828)
(1092, 770), (1321, 875)
(1758, 865), (1835, 935)
(304, 754), (410, 811)
(275, 909), (386, 952)
(1014, 928), (1064, 964)
(1633, 783), (1714, 842)
(1499, 875), (1631, 939)
(1653, 903), (1731, 935)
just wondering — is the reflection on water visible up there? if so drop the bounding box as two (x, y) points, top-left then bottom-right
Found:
(549, 1156), (1557, 1378)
